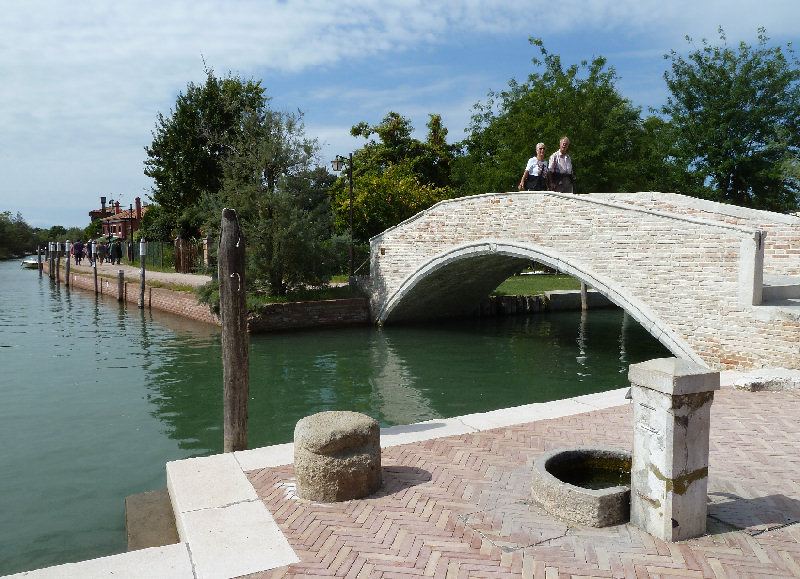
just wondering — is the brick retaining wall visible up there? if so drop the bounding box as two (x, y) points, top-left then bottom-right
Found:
(44, 262), (370, 332)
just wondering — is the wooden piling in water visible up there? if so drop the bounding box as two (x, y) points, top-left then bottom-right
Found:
(65, 241), (71, 287)
(138, 240), (146, 308)
(92, 242), (99, 294)
(219, 208), (248, 453)
(118, 270), (125, 302)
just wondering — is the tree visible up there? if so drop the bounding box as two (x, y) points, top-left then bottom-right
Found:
(333, 112), (455, 240)
(137, 204), (176, 242)
(144, 71), (265, 225)
(146, 69), (344, 296)
(453, 38), (651, 196)
(197, 91), (337, 295)
(0, 212), (37, 258)
(661, 28), (800, 210)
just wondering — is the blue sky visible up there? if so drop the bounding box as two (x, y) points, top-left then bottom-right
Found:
(1, 0), (798, 229)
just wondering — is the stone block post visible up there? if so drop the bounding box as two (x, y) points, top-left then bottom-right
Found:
(628, 357), (719, 541)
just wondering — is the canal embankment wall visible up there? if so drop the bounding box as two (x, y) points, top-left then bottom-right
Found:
(42, 261), (608, 332)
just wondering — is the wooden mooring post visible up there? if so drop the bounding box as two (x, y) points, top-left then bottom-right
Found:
(138, 240), (146, 308)
(56, 247), (60, 284)
(118, 269), (125, 302)
(92, 242), (99, 295)
(65, 240), (71, 287)
(219, 208), (249, 453)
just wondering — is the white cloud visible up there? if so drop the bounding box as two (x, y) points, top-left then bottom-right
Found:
(1, 0), (798, 228)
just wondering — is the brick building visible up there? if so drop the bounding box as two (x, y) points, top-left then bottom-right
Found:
(89, 196), (148, 240)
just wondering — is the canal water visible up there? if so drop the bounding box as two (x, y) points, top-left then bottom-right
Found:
(0, 259), (669, 575)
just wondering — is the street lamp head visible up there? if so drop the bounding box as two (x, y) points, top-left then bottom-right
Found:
(331, 155), (346, 172)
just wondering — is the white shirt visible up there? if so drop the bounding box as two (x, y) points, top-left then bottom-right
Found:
(548, 151), (572, 175)
(525, 157), (548, 176)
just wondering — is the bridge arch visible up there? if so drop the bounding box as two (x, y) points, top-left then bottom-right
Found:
(376, 240), (702, 364)
(367, 192), (800, 371)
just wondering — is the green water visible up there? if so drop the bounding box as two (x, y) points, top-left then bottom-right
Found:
(0, 259), (669, 574)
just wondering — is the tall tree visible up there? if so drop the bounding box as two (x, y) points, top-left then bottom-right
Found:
(199, 95), (339, 295)
(453, 38), (650, 196)
(333, 112), (455, 240)
(144, 71), (264, 231)
(0, 211), (37, 258)
(661, 28), (800, 210)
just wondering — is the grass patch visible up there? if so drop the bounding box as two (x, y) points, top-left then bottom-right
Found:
(257, 284), (363, 304)
(491, 274), (582, 296)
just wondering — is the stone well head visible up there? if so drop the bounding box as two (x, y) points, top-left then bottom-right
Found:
(531, 446), (631, 527)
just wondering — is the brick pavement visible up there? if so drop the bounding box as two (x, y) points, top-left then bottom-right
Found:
(244, 388), (800, 578)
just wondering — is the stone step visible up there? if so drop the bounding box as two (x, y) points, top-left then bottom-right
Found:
(763, 275), (800, 301)
(125, 488), (179, 551)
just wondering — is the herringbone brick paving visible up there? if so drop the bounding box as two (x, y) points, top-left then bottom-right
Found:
(243, 388), (800, 578)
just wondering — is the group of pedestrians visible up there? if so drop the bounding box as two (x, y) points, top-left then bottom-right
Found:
(70, 239), (124, 266)
(518, 136), (575, 193)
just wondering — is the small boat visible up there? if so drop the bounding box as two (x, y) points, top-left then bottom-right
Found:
(21, 256), (40, 269)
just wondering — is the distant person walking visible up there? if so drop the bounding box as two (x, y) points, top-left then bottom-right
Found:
(518, 143), (549, 191)
(73, 240), (84, 265)
(549, 137), (574, 193)
(96, 242), (107, 265)
(110, 240), (122, 265)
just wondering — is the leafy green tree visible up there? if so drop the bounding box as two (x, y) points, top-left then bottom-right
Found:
(0, 211), (37, 258)
(454, 38), (650, 196)
(147, 69), (346, 296)
(661, 28), (800, 210)
(334, 112), (455, 240)
(83, 219), (103, 242)
(144, 71), (265, 226)
(137, 204), (176, 242)
(197, 92), (337, 295)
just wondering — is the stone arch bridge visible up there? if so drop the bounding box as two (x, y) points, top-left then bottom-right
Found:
(365, 192), (800, 371)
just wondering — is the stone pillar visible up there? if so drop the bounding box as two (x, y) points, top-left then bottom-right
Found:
(628, 357), (719, 541)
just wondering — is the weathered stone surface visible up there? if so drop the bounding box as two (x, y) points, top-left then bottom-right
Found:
(294, 411), (381, 502)
(629, 357), (718, 542)
(531, 446), (631, 527)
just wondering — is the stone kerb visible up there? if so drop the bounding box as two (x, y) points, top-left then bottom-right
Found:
(294, 411), (381, 502)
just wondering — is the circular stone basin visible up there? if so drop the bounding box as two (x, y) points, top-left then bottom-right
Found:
(531, 446), (631, 527)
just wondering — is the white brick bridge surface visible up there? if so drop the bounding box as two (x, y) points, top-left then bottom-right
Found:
(367, 192), (800, 371)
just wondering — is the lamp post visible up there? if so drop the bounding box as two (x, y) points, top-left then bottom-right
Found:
(331, 153), (354, 282)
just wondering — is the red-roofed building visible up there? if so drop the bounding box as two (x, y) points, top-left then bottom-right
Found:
(92, 197), (148, 240)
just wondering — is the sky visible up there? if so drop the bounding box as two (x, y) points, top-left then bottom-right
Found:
(1, 0), (798, 229)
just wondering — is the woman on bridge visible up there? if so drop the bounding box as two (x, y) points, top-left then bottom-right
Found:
(518, 143), (549, 191)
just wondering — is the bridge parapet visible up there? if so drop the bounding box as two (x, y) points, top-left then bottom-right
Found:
(597, 192), (800, 276)
(368, 192), (798, 371)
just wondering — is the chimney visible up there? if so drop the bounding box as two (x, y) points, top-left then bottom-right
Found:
(115, 202), (120, 215)
(135, 197), (142, 220)
(100, 196), (106, 214)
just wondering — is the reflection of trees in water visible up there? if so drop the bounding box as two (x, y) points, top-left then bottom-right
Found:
(138, 309), (670, 455)
(368, 329), (440, 426)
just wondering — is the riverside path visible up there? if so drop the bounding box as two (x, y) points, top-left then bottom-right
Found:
(366, 191), (800, 371)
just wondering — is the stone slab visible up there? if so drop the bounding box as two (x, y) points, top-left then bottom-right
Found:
(166, 453), (258, 540)
(3, 543), (193, 579)
(179, 500), (298, 579)
(629, 357), (720, 396)
(235, 442), (295, 471)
